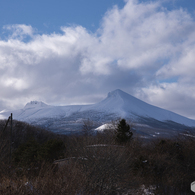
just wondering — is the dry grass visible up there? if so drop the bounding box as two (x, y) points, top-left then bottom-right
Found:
(0, 120), (195, 194)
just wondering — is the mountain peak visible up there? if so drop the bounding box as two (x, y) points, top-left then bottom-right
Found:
(107, 89), (126, 98)
(24, 101), (48, 109)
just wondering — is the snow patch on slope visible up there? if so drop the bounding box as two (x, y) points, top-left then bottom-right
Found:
(95, 124), (115, 131)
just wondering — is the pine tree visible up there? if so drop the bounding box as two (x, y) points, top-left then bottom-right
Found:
(115, 119), (133, 143)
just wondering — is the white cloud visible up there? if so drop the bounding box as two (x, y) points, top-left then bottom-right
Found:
(137, 81), (195, 119)
(1, 77), (28, 91)
(1, 0), (195, 119)
(3, 24), (34, 40)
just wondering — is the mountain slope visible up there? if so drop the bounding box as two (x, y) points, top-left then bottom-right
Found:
(89, 89), (195, 127)
(1, 89), (195, 134)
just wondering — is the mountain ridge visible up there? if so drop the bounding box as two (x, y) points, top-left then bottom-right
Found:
(24, 101), (49, 109)
(1, 89), (195, 135)
(87, 89), (195, 127)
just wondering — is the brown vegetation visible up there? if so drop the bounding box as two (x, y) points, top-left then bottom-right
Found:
(0, 120), (195, 194)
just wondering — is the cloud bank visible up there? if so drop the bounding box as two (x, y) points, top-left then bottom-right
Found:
(1, 0), (195, 119)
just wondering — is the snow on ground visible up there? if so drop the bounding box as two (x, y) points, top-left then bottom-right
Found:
(95, 124), (115, 131)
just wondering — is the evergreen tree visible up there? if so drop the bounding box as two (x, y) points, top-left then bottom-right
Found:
(115, 119), (133, 143)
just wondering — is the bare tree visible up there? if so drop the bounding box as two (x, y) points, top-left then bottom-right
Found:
(82, 119), (94, 135)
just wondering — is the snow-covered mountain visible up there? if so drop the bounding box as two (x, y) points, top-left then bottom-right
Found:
(91, 89), (195, 126)
(1, 89), (195, 134)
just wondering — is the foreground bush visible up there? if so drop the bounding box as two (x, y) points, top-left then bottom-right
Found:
(1, 120), (195, 194)
(13, 139), (66, 166)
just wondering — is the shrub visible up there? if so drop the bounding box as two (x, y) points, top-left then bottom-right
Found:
(38, 139), (65, 162)
(13, 139), (66, 166)
(13, 139), (40, 166)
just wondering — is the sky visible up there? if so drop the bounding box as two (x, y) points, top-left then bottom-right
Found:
(1, 0), (195, 120)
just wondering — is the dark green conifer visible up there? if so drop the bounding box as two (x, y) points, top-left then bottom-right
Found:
(115, 119), (133, 143)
